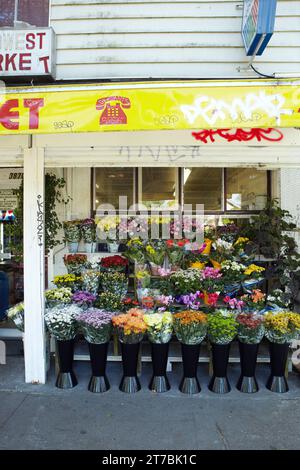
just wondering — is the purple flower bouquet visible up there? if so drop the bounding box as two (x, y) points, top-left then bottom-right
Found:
(72, 290), (96, 309)
(75, 308), (115, 344)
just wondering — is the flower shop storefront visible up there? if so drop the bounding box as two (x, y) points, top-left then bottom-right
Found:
(1, 79), (300, 393)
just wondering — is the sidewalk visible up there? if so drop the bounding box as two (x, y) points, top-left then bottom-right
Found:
(0, 355), (300, 450)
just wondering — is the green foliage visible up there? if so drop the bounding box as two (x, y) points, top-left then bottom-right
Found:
(6, 173), (70, 258)
(241, 199), (300, 306)
(241, 199), (297, 258)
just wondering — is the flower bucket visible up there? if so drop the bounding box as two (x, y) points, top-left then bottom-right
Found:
(107, 242), (120, 253)
(203, 291), (210, 306)
(55, 339), (78, 389)
(88, 342), (110, 393)
(149, 343), (170, 393)
(266, 341), (289, 393)
(202, 239), (212, 255)
(179, 343), (201, 394)
(236, 341), (259, 393)
(119, 342), (141, 393)
(210, 259), (221, 270)
(84, 242), (93, 253)
(149, 262), (162, 276)
(208, 343), (231, 394)
(68, 242), (79, 253)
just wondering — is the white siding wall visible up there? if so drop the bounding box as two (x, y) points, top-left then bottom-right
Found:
(280, 168), (300, 249)
(50, 0), (300, 80)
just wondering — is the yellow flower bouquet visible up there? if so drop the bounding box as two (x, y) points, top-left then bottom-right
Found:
(264, 311), (300, 343)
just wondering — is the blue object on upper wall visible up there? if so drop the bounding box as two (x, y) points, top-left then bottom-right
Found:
(0, 271), (9, 320)
(242, 0), (277, 56)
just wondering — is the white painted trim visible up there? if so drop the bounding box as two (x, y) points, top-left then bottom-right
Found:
(6, 78), (300, 94)
(23, 147), (47, 384)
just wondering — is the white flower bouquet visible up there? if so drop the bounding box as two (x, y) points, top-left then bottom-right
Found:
(143, 311), (173, 344)
(7, 302), (24, 332)
(45, 305), (82, 340)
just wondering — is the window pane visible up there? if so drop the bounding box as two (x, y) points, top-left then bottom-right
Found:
(0, 0), (15, 27)
(226, 168), (268, 211)
(18, 0), (49, 27)
(141, 168), (177, 209)
(183, 168), (222, 211)
(95, 168), (134, 210)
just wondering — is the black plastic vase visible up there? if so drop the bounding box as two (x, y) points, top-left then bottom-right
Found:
(179, 343), (201, 394)
(149, 342), (170, 393)
(236, 342), (259, 393)
(55, 339), (78, 389)
(119, 342), (141, 393)
(88, 342), (110, 393)
(266, 341), (289, 393)
(208, 343), (231, 394)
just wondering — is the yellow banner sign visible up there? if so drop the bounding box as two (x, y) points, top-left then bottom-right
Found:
(0, 80), (299, 134)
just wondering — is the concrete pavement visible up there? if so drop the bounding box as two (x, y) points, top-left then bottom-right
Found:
(0, 355), (300, 450)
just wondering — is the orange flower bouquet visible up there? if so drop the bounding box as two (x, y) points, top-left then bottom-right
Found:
(173, 310), (208, 345)
(112, 308), (147, 343)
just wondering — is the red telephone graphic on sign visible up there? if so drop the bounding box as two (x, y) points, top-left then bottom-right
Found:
(96, 96), (131, 125)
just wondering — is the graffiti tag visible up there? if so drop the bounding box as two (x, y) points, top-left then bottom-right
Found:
(191, 128), (284, 143)
(180, 92), (288, 126)
(37, 194), (44, 247)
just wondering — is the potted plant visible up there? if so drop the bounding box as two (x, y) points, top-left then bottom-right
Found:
(112, 308), (147, 393)
(81, 269), (101, 295)
(100, 255), (128, 272)
(53, 274), (82, 292)
(63, 254), (87, 275)
(71, 290), (97, 310)
(45, 304), (81, 389)
(207, 310), (238, 393)
(173, 310), (208, 394)
(99, 271), (128, 298)
(63, 220), (81, 253)
(124, 238), (146, 269)
(45, 287), (73, 308)
(145, 241), (166, 275)
(165, 239), (185, 271)
(96, 215), (120, 252)
(264, 311), (300, 392)
(236, 313), (265, 393)
(143, 311), (173, 393)
(80, 218), (96, 253)
(75, 308), (115, 393)
(95, 291), (124, 312)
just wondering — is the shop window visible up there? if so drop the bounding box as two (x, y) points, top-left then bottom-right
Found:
(183, 168), (223, 211)
(226, 168), (268, 211)
(95, 168), (134, 211)
(140, 168), (178, 209)
(0, 0), (49, 28)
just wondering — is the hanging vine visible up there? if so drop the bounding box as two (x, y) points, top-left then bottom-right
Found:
(6, 172), (71, 259)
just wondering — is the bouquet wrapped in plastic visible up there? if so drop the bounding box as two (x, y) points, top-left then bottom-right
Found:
(143, 311), (173, 344)
(173, 310), (208, 345)
(75, 308), (115, 344)
(207, 310), (238, 345)
(236, 313), (264, 344)
(264, 311), (300, 344)
(45, 287), (72, 307)
(112, 308), (147, 344)
(7, 302), (24, 332)
(45, 305), (82, 340)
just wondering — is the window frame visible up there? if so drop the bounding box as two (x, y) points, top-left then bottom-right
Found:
(0, 0), (50, 28)
(92, 168), (271, 217)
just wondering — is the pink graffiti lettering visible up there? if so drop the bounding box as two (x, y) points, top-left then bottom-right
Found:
(191, 128), (284, 143)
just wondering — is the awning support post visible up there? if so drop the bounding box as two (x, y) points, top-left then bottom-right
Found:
(23, 146), (46, 384)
